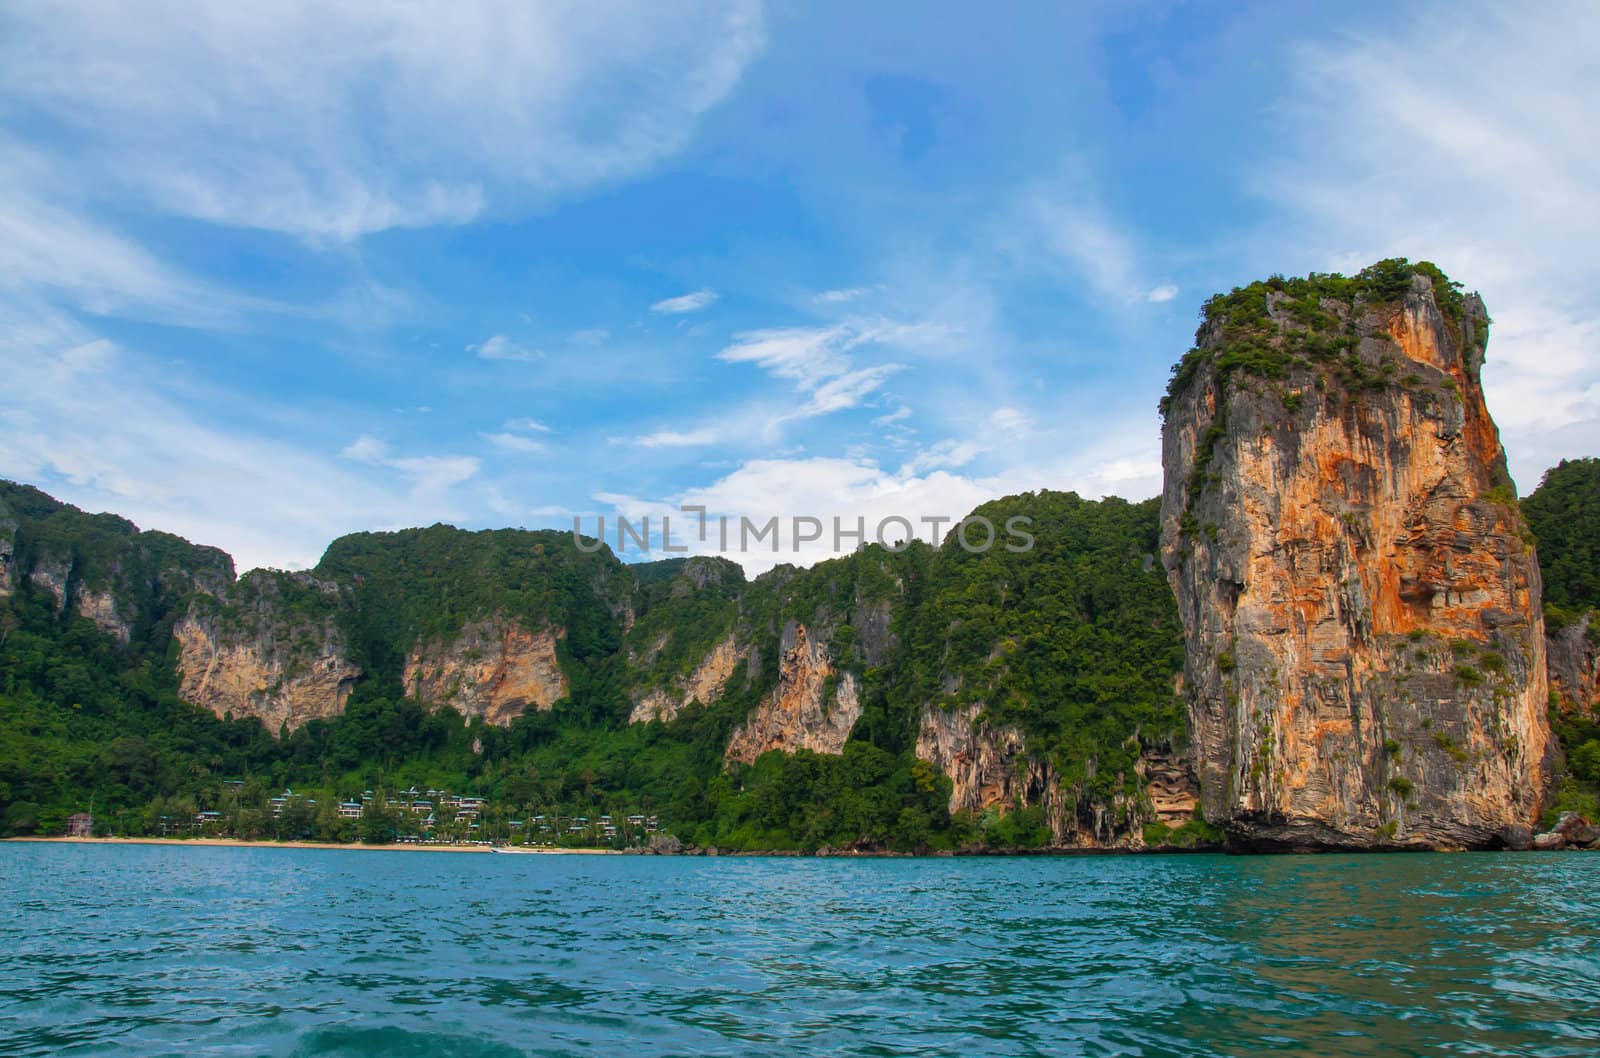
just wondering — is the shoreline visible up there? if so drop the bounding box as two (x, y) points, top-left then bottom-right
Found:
(3, 836), (621, 854)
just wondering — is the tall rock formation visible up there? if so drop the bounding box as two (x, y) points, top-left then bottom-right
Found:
(1160, 261), (1553, 850)
(725, 622), (862, 764)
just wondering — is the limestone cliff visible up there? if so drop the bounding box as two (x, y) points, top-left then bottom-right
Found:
(629, 633), (744, 723)
(1161, 262), (1552, 850)
(405, 618), (568, 725)
(0, 481), (233, 648)
(914, 702), (1200, 847)
(725, 622), (862, 764)
(176, 571), (360, 733)
(17, 551), (132, 643)
(1548, 613), (1600, 717)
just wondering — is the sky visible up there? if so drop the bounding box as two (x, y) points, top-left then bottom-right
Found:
(1, 0), (1596, 576)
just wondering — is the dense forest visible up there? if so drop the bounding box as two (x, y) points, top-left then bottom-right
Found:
(0, 482), (1183, 850)
(1522, 458), (1600, 825)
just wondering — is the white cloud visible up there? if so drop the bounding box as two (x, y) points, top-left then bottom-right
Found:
(899, 439), (983, 476)
(717, 325), (854, 385)
(814, 287), (870, 304)
(0, 2), (766, 240)
(502, 417), (552, 432)
(1256, 0), (1600, 491)
(341, 433), (480, 493)
(1145, 283), (1179, 304)
(715, 319), (940, 421)
(873, 404), (913, 426)
(581, 409), (1169, 575)
(485, 432), (546, 454)
(471, 335), (542, 363)
(635, 427), (724, 448)
(340, 434), (391, 463)
(650, 288), (720, 314)
(791, 364), (903, 420)
(0, 148), (255, 325)
(0, 310), (480, 573)
(1029, 188), (1141, 303)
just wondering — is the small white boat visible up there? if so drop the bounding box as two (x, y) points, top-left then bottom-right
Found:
(489, 846), (544, 854)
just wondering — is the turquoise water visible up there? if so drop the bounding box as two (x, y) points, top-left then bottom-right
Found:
(1, 845), (1596, 1056)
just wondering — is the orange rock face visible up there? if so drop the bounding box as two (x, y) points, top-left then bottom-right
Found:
(404, 619), (569, 726)
(725, 622), (861, 765)
(1161, 272), (1553, 849)
(176, 609), (359, 734)
(629, 633), (744, 724)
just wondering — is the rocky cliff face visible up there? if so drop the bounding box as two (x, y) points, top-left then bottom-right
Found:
(20, 559), (132, 644)
(405, 619), (568, 726)
(0, 514), (13, 599)
(0, 482), (233, 648)
(914, 703), (1199, 847)
(630, 633), (744, 724)
(1548, 614), (1600, 717)
(175, 571), (360, 733)
(725, 622), (862, 765)
(1161, 264), (1553, 850)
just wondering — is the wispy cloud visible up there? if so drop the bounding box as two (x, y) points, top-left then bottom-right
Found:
(716, 321), (924, 420)
(814, 286), (870, 304)
(1145, 283), (1179, 304)
(484, 432), (546, 454)
(341, 434), (481, 494)
(0, 149), (257, 326)
(651, 288), (719, 314)
(0, 4), (767, 240)
(635, 427), (724, 448)
(470, 335), (541, 363)
(502, 417), (551, 433)
(0, 309), (482, 573)
(989, 406), (1032, 434)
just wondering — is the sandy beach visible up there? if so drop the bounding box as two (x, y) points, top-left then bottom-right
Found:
(4, 836), (622, 854)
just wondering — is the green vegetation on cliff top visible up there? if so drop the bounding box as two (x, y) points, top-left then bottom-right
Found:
(1161, 258), (1475, 418)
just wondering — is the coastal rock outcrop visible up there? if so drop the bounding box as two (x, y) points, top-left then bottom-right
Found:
(725, 622), (861, 764)
(915, 703), (1030, 817)
(176, 571), (360, 733)
(1161, 263), (1553, 850)
(914, 702), (1200, 847)
(404, 618), (568, 725)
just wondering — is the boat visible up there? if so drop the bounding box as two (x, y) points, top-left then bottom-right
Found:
(489, 846), (545, 854)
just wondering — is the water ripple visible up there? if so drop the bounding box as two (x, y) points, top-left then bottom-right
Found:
(1, 846), (1598, 1056)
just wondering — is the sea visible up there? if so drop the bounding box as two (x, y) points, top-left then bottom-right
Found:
(1, 843), (1596, 1056)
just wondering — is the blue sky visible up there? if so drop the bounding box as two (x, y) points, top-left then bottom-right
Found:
(2, 1), (1596, 574)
